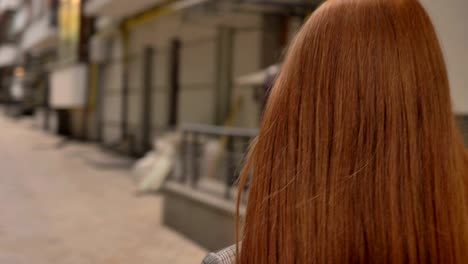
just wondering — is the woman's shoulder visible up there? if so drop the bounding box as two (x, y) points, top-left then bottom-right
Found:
(201, 245), (236, 264)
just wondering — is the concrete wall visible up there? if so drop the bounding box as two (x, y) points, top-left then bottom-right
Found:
(125, 11), (264, 136)
(420, 0), (468, 143)
(232, 27), (262, 128)
(125, 12), (218, 151)
(420, 0), (468, 115)
(98, 1), (468, 145)
(101, 36), (123, 145)
(96, 9), (267, 153)
(162, 182), (242, 251)
(178, 18), (217, 125)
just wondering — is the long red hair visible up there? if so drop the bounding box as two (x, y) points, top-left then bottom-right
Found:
(236, 0), (468, 263)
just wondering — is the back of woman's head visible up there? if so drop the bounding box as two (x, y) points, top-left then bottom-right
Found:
(236, 0), (468, 263)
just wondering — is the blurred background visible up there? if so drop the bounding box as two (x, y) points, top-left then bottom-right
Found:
(0, 0), (466, 263)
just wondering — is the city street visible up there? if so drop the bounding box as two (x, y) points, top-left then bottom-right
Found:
(0, 115), (206, 263)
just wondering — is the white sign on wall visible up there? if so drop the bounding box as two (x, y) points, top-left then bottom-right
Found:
(50, 63), (88, 109)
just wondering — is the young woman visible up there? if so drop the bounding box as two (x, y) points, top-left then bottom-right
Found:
(203, 0), (468, 263)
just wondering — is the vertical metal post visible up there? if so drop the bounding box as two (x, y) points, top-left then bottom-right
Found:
(43, 72), (50, 131)
(180, 131), (188, 183)
(141, 46), (154, 153)
(192, 133), (201, 188)
(168, 38), (181, 128)
(121, 31), (130, 140)
(81, 63), (93, 141)
(95, 62), (105, 142)
(225, 137), (235, 199)
(242, 136), (251, 199)
(214, 26), (234, 125)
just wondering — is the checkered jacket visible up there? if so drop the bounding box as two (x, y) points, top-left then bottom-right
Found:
(201, 245), (236, 264)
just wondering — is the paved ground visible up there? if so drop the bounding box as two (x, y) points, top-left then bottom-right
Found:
(0, 115), (206, 264)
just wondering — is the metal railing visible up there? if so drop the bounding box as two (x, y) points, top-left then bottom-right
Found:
(175, 123), (257, 200)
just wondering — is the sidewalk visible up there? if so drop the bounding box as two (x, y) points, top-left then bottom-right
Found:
(0, 115), (206, 264)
